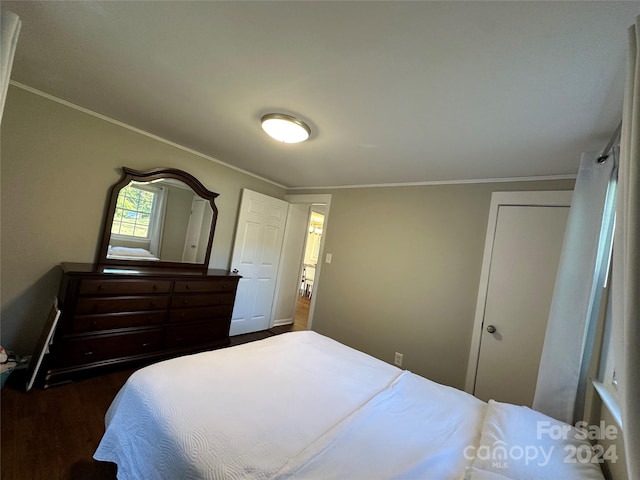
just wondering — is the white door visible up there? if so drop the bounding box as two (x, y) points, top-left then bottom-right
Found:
(466, 191), (571, 407)
(182, 198), (205, 262)
(270, 204), (309, 326)
(230, 189), (289, 335)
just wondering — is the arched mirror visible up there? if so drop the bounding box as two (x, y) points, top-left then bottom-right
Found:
(97, 167), (218, 270)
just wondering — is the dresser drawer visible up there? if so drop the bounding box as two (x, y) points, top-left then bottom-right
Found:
(76, 296), (169, 315)
(72, 311), (166, 333)
(165, 321), (229, 348)
(171, 293), (235, 308)
(79, 279), (171, 296)
(169, 305), (233, 323)
(173, 279), (238, 294)
(56, 330), (163, 366)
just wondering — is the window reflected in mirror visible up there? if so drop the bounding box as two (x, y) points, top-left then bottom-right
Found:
(112, 183), (157, 238)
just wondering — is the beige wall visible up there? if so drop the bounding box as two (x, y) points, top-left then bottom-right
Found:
(1, 85), (285, 354)
(160, 185), (194, 262)
(304, 180), (575, 390)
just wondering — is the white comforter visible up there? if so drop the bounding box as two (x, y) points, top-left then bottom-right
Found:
(94, 331), (605, 480)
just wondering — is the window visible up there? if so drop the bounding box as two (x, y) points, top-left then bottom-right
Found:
(111, 184), (161, 240)
(593, 223), (623, 428)
(593, 291), (622, 427)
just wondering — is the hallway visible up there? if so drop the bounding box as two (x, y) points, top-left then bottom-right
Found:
(292, 294), (310, 331)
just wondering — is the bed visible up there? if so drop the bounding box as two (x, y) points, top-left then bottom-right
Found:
(106, 245), (160, 261)
(94, 331), (605, 480)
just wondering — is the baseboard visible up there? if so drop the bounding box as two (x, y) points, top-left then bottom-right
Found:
(272, 318), (294, 327)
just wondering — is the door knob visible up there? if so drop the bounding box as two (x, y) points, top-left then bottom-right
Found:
(486, 325), (497, 334)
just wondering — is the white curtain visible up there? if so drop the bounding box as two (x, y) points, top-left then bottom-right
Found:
(0, 9), (21, 124)
(532, 152), (616, 424)
(612, 15), (640, 480)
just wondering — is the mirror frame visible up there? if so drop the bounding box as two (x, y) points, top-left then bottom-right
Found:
(97, 167), (219, 270)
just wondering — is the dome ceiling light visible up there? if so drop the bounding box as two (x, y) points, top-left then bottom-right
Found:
(261, 113), (311, 143)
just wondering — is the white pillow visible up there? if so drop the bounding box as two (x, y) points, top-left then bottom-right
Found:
(464, 400), (605, 480)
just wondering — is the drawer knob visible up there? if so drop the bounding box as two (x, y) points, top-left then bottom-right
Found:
(83, 351), (94, 356)
(97, 285), (104, 291)
(185, 284), (190, 290)
(183, 299), (188, 304)
(142, 343), (152, 348)
(153, 285), (159, 290)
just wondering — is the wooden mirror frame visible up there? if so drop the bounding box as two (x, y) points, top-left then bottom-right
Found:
(97, 167), (219, 270)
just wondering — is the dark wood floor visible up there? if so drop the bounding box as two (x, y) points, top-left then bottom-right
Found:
(1, 366), (128, 480)
(0, 317), (306, 480)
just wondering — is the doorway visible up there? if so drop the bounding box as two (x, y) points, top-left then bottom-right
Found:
(270, 194), (331, 332)
(295, 209), (325, 330)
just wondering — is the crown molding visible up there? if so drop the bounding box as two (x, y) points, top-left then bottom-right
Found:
(10, 81), (577, 192)
(9, 81), (287, 190)
(287, 174), (577, 191)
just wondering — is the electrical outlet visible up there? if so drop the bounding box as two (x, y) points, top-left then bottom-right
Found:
(394, 352), (403, 367)
(325, 253), (332, 263)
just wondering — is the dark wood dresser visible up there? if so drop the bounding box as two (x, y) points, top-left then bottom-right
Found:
(44, 262), (240, 387)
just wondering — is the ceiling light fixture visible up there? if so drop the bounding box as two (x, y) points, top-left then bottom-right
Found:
(261, 113), (311, 143)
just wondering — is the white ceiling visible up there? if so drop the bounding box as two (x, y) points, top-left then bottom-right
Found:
(5, 1), (639, 188)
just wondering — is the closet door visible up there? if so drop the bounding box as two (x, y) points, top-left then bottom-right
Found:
(465, 192), (571, 407)
(229, 189), (289, 335)
(181, 198), (206, 262)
